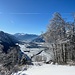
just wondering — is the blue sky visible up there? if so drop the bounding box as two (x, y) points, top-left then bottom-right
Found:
(0, 0), (75, 34)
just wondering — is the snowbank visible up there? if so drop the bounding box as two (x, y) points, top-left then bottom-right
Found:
(13, 64), (75, 75)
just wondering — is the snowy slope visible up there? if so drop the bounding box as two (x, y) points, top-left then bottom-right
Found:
(13, 64), (75, 75)
(19, 44), (52, 62)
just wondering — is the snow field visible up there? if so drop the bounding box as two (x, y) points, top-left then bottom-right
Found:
(14, 64), (75, 75)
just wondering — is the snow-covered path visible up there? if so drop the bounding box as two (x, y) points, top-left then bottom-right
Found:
(15, 64), (75, 75)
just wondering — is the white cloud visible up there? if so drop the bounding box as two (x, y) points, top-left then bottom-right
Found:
(9, 13), (41, 14)
(9, 12), (50, 15)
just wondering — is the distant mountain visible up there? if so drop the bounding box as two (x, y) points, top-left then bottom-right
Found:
(0, 31), (19, 53)
(14, 33), (38, 41)
(32, 36), (45, 43)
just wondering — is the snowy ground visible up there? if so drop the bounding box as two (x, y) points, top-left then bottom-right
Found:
(16, 44), (75, 75)
(19, 44), (53, 62)
(13, 64), (75, 75)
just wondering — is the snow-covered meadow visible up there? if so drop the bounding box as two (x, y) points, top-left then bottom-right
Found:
(13, 64), (75, 75)
(14, 44), (75, 75)
(19, 44), (53, 62)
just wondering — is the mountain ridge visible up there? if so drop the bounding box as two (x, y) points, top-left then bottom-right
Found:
(0, 31), (19, 53)
(14, 33), (39, 41)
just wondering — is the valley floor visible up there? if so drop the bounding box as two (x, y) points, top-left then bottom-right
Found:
(13, 63), (75, 75)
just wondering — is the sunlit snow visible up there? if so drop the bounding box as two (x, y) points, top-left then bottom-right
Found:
(14, 64), (75, 75)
